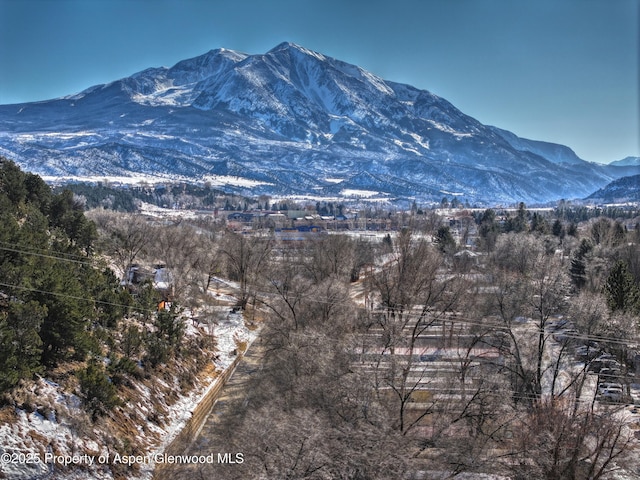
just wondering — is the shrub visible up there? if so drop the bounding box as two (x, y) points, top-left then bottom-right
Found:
(78, 359), (121, 420)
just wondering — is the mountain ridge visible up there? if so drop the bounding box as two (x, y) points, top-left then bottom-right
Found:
(609, 156), (640, 167)
(0, 42), (636, 204)
(586, 174), (640, 203)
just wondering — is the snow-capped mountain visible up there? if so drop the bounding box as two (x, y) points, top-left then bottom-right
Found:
(0, 42), (635, 204)
(609, 156), (640, 167)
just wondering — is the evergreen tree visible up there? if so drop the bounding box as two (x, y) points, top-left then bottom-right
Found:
(530, 212), (549, 234)
(121, 325), (143, 359)
(0, 312), (20, 392)
(569, 254), (587, 290)
(5, 301), (46, 382)
(49, 189), (97, 253)
(551, 219), (564, 238)
(145, 304), (184, 367)
(507, 202), (529, 233)
(603, 260), (640, 313)
(434, 225), (456, 255)
(78, 359), (121, 420)
(87, 267), (132, 328)
(478, 209), (500, 252)
(0, 159), (121, 373)
(569, 239), (592, 290)
(0, 158), (28, 205)
(35, 261), (95, 365)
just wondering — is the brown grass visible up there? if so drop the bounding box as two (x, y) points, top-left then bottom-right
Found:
(27, 430), (49, 446)
(0, 406), (17, 425)
(235, 339), (248, 353)
(409, 390), (433, 403)
(197, 362), (220, 381)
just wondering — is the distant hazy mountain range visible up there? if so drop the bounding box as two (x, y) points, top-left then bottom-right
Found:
(609, 157), (640, 167)
(0, 42), (637, 204)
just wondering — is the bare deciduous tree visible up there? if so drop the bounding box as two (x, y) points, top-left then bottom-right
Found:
(507, 399), (632, 480)
(220, 231), (273, 309)
(89, 211), (151, 279)
(364, 230), (467, 434)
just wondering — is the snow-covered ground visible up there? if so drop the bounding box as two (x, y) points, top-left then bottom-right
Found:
(0, 378), (111, 479)
(0, 302), (257, 480)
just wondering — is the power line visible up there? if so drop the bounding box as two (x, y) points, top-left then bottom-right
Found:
(0, 245), (95, 266)
(1, 239), (636, 348)
(2, 269), (634, 350)
(0, 281), (155, 314)
(252, 286), (638, 348)
(0, 240), (93, 262)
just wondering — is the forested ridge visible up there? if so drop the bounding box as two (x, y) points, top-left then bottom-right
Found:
(55, 181), (234, 213)
(0, 158), (128, 391)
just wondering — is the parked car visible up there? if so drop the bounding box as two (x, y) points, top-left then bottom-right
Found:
(419, 353), (441, 362)
(598, 382), (623, 394)
(599, 367), (621, 379)
(596, 353), (617, 362)
(599, 387), (623, 403)
(588, 354), (620, 373)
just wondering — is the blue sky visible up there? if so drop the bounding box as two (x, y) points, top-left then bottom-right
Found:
(0, 0), (637, 164)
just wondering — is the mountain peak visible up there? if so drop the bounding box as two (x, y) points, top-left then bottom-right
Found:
(0, 42), (625, 204)
(269, 41), (311, 53)
(267, 41), (328, 62)
(269, 41), (300, 51)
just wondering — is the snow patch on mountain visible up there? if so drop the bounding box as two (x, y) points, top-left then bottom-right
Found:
(0, 41), (633, 204)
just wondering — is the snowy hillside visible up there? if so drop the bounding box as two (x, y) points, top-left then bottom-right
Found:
(0, 42), (635, 204)
(586, 174), (640, 203)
